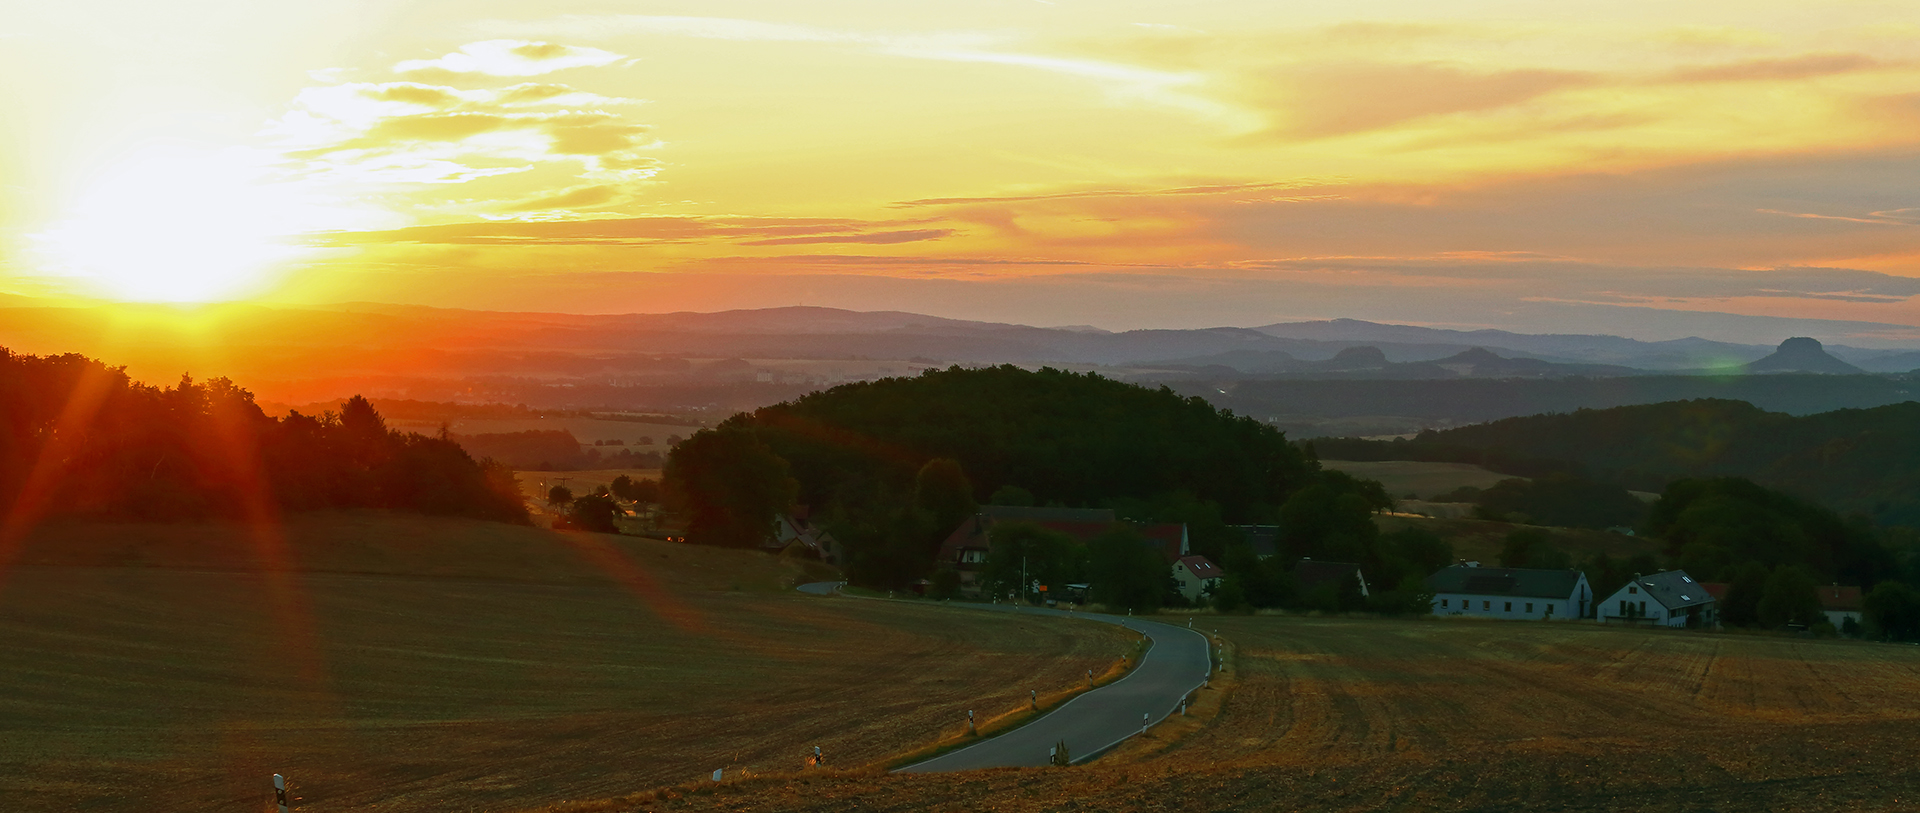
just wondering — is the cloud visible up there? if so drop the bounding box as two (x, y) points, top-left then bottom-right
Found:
(892, 180), (1341, 208)
(308, 216), (948, 247)
(1662, 52), (1888, 83)
(395, 40), (629, 77)
(742, 229), (954, 246)
(1244, 62), (1594, 138)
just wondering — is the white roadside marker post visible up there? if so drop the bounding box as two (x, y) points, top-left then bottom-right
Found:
(712, 768), (722, 782)
(1030, 689), (1037, 710)
(273, 774), (290, 813)
(1086, 669), (1092, 687)
(1141, 712), (1149, 735)
(968, 709), (975, 735)
(814, 745), (822, 767)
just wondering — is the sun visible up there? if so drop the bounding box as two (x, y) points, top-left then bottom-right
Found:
(32, 145), (317, 303)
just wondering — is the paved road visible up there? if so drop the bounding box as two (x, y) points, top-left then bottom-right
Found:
(794, 584), (1213, 771)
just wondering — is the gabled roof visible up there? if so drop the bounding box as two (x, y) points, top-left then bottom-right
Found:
(1426, 565), (1584, 599)
(1293, 560), (1364, 594)
(1177, 555), (1221, 579)
(1818, 584), (1862, 612)
(1623, 571), (1714, 610)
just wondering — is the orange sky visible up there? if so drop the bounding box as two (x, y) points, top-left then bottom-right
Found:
(5, 1), (1920, 342)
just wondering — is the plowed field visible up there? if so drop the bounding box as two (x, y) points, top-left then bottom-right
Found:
(624, 616), (1920, 812)
(0, 513), (1132, 812)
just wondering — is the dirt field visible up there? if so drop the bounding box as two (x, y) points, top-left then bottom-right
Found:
(0, 513), (1133, 812)
(1322, 460), (1521, 499)
(615, 615), (1920, 812)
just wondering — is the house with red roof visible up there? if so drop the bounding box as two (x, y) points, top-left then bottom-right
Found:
(1818, 584), (1863, 630)
(1172, 555), (1223, 601)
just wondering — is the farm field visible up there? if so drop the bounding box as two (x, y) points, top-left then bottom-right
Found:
(602, 614), (1920, 812)
(517, 469), (664, 503)
(1321, 459), (1519, 498)
(0, 514), (1133, 812)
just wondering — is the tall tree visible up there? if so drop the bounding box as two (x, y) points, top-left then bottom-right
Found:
(663, 426), (798, 548)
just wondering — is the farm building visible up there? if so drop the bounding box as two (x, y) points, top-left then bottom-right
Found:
(1598, 570), (1715, 628)
(1818, 584), (1863, 630)
(765, 508), (840, 564)
(1428, 564), (1591, 620)
(1229, 525), (1281, 558)
(1172, 555), (1223, 601)
(1293, 559), (1370, 601)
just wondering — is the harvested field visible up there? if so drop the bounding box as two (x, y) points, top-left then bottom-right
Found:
(390, 417), (699, 448)
(1322, 459), (1519, 499)
(0, 514), (1133, 812)
(614, 615), (1920, 812)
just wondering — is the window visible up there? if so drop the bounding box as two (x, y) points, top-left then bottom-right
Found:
(1628, 586), (1638, 594)
(1483, 601), (1490, 610)
(1526, 603), (1534, 613)
(1441, 599), (1449, 608)
(1639, 601), (1647, 615)
(1545, 605), (1554, 616)
(1504, 602), (1512, 612)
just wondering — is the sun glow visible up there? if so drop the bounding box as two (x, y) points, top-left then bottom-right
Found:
(31, 146), (321, 303)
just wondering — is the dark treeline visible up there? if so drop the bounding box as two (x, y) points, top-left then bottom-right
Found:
(1201, 374), (1918, 426)
(665, 366), (1422, 601)
(0, 349), (527, 523)
(1315, 398), (1920, 527)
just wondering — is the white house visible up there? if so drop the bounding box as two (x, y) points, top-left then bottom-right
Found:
(1818, 584), (1863, 630)
(1597, 570), (1716, 629)
(1172, 555), (1223, 601)
(1427, 564), (1591, 620)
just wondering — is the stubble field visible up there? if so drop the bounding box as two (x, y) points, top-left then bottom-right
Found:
(0, 514), (1132, 812)
(617, 614), (1920, 812)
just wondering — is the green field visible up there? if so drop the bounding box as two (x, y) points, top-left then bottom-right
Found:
(1322, 459), (1520, 499)
(0, 513), (1132, 812)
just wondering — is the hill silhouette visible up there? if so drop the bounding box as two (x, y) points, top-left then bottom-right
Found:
(1743, 337), (1864, 374)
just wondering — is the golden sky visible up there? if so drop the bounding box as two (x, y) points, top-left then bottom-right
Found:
(5, 1), (1920, 340)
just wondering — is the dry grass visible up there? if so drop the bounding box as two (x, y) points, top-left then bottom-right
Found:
(616, 615), (1920, 812)
(0, 513), (1133, 812)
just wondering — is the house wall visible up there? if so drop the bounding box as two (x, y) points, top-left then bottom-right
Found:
(1431, 592), (1577, 620)
(1825, 609), (1862, 628)
(1596, 584), (1691, 628)
(1172, 565), (1216, 601)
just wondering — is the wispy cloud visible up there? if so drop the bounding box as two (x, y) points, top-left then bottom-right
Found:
(395, 40), (630, 77)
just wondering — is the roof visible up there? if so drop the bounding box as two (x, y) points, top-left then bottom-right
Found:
(1293, 560), (1364, 594)
(1137, 523), (1188, 563)
(1426, 565), (1585, 599)
(1818, 584), (1863, 612)
(1232, 524), (1280, 558)
(1622, 571), (1714, 610)
(1177, 555), (1222, 579)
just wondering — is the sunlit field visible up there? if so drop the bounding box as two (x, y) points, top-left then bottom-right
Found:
(0, 513), (1131, 812)
(610, 615), (1920, 812)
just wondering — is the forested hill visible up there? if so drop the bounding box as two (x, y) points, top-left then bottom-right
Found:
(0, 348), (527, 523)
(1317, 398), (1920, 526)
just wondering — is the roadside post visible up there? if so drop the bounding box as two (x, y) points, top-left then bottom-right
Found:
(1141, 712), (1149, 734)
(712, 769), (723, 781)
(968, 709), (975, 735)
(1030, 689), (1037, 710)
(273, 774), (289, 813)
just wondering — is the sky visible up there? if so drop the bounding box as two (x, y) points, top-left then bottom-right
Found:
(5, 1), (1920, 343)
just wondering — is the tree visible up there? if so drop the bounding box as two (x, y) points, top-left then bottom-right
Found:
(915, 458), (977, 537)
(979, 522), (1084, 601)
(1720, 562), (1769, 627)
(988, 484), (1034, 507)
(568, 493), (620, 533)
(1757, 566), (1822, 629)
(548, 484), (574, 507)
(1864, 581), (1920, 641)
(1498, 528), (1570, 569)
(610, 474), (635, 501)
(663, 426), (799, 548)
(1087, 526), (1166, 613)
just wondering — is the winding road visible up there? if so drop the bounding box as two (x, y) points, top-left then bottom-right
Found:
(795, 583), (1213, 770)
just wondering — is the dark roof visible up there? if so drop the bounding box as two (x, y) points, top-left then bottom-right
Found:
(1293, 560), (1364, 594)
(1177, 555), (1222, 579)
(1818, 584), (1862, 612)
(1426, 565), (1585, 599)
(1232, 524), (1280, 558)
(1624, 571), (1714, 610)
